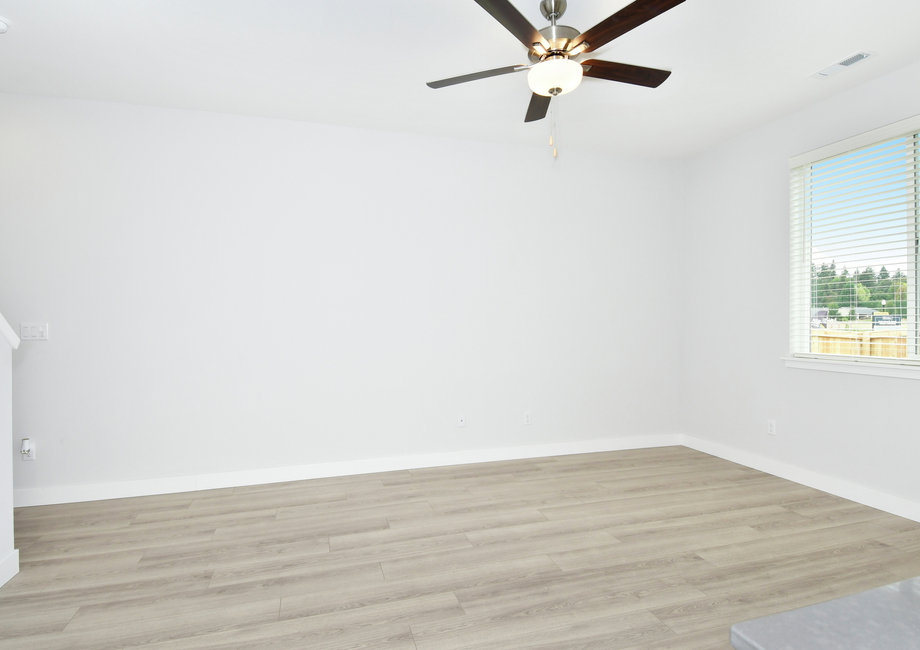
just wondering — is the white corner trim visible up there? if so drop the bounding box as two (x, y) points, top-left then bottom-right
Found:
(0, 549), (19, 588)
(13, 434), (684, 507)
(0, 312), (19, 350)
(783, 356), (920, 380)
(682, 435), (920, 523)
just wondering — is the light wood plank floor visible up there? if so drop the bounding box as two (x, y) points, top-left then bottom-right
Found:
(4, 446), (920, 649)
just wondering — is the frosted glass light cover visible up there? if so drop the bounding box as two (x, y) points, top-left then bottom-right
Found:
(527, 58), (583, 97)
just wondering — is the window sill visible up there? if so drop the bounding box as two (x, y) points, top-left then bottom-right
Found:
(783, 356), (920, 380)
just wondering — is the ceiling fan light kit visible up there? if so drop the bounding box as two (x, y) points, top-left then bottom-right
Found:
(528, 56), (583, 96)
(427, 0), (685, 133)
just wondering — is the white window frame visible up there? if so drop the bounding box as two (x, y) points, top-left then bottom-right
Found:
(786, 113), (920, 379)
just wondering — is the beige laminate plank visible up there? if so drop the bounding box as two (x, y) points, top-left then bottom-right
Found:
(187, 488), (347, 513)
(206, 556), (384, 591)
(549, 525), (769, 571)
(385, 507), (550, 535)
(14, 515), (137, 539)
(63, 588), (279, 630)
(463, 514), (652, 545)
(274, 554), (563, 619)
(650, 565), (899, 635)
(878, 528), (920, 552)
(326, 531), (474, 564)
(0, 598), (279, 650)
(0, 605), (78, 641)
(620, 626), (733, 650)
(209, 514), (391, 543)
(461, 478), (609, 501)
(136, 536), (331, 571)
(454, 567), (706, 621)
(595, 468), (753, 492)
(463, 528), (620, 560)
(16, 549), (146, 578)
(749, 503), (889, 537)
(406, 459), (547, 480)
(411, 607), (673, 650)
(128, 620), (417, 650)
(0, 568), (214, 615)
(603, 505), (804, 539)
(646, 483), (827, 517)
(529, 455), (730, 480)
(381, 542), (563, 580)
(0, 570), (58, 598)
(274, 499), (432, 522)
(280, 591), (464, 625)
(129, 505), (280, 527)
(425, 493), (584, 514)
(880, 551), (920, 579)
(694, 520), (896, 567)
(679, 538), (907, 596)
(20, 528), (219, 562)
(872, 513), (920, 533)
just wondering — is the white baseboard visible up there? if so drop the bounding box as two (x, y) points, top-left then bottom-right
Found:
(13, 433), (920, 523)
(681, 435), (920, 523)
(13, 434), (683, 507)
(0, 549), (19, 588)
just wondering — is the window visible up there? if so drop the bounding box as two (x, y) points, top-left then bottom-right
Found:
(790, 117), (920, 367)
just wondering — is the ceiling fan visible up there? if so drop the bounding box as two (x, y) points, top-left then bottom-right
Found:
(428, 0), (685, 123)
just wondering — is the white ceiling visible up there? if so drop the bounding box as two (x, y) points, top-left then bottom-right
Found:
(2, 0), (920, 158)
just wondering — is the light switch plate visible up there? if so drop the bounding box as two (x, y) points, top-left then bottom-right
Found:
(20, 323), (49, 341)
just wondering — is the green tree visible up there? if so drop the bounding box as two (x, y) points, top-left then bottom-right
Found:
(813, 261), (838, 307)
(857, 267), (877, 290)
(874, 266), (892, 304)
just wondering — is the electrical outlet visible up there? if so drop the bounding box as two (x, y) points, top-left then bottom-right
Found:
(767, 420), (776, 436)
(21, 439), (36, 461)
(457, 414), (465, 428)
(524, 411), (531, 425)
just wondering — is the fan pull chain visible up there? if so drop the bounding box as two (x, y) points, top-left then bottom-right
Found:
(551, 98), (558, 158)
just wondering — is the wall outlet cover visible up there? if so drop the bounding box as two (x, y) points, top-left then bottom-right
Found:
(20, 323), (49, 341)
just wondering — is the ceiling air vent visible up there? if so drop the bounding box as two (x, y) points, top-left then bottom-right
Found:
(810, 51), (876, 79)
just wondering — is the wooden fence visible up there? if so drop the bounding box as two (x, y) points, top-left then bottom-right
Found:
(811, 329), (907, 358)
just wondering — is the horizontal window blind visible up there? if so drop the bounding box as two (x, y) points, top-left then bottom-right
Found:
(790, 130), (919, 363)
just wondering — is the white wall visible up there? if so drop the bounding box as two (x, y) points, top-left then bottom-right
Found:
(0, 93), (683, 500)
(680, 59), (920, 507)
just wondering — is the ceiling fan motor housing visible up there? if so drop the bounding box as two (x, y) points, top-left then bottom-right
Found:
(528, 24), (582, 62)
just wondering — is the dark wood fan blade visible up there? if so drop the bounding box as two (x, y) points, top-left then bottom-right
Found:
(427, 65), (524, 89)
(581, 59), (671, 87)
(570, 0), (685, 54)
(524, 93), (551, 122)
(473, 0), (548, 50)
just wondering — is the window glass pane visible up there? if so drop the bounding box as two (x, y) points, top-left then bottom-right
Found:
(795, 135), (919, 361)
